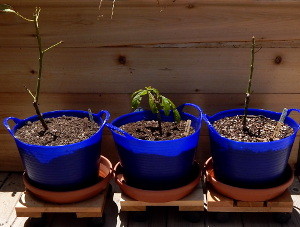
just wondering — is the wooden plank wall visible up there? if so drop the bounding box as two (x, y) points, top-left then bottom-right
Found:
(0, 0), (299, 171)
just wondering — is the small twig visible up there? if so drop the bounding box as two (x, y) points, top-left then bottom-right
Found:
(111, 0), (116, 19)
(98, 0), (103, 10)
(43, 41), (63, 53)
(184, 120), (191, 136)
(243, 36), (256, 131)
(14, 10), (34, 22)
(88, 108), (95, 123)
(272, 108), (288, 139)
(157, 113), (163, 136)
(254, 46), (262, 54)
(24, 85), (35, 99)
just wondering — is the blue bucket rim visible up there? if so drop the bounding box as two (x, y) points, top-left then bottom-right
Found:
(204, 108), (299, 145)
(109, 104), (202, 143)
(3, 109), (110, 148)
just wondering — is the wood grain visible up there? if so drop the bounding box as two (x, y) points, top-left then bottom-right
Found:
(0, 173), (25, 227)
(207, 187), (293, 212)
(0, 48), (300, 93)
(2, 0), (300, 47)
(16, 190), (107, 216)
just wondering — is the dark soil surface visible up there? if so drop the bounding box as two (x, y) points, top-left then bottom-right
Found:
(213, 115), (293, 142)
(15, 116), (99, 146)
(120, 120), (195, 141)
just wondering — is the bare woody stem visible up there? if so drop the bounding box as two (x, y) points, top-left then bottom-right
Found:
(157, 112), (163, 136)
(154, 96), (163, 136)
(29, 8), (61, 131)
(3, 5), (62, 131)
(31, 7), (49, 131)
(34, 7), (42, 103)
(33, 102), (48, 130)
(243, 36), (255, 131)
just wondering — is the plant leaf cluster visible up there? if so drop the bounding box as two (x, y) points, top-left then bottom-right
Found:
(132, 86), (181, 123)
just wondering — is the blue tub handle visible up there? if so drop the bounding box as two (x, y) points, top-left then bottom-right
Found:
(202, 114), (213, 128)
(3, 117), (22, 136)
(287, 109), (300, 130)
(106, 123), (135, 139)
(95, 110), (110, 127)
(177, 103), (203, 121)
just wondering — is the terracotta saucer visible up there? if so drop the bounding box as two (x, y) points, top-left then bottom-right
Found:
(114, 161), (201, 203)
(204, 157), (294, 202)
(23, 155), (113, 204)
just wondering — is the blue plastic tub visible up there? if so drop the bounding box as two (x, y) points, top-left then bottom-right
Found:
(108, 103), (202, 190)
(204, 108), (300, 188)
(3, 110), (110, 191)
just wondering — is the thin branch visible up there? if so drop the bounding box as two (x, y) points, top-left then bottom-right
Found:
(24, 85), (35, 99)
(243, 36), (255, 131)
(34, 7), (43, 103)
(254, 46), (262, 54)
(43, 41), (63, 53)
(111, 0), (116, 19)
(14, 11), (34, 22)
(98, 0), (103, 10)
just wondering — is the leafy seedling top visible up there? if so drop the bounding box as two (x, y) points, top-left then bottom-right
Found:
(0, 4), (63, 131)
(131, 86), (181, 136)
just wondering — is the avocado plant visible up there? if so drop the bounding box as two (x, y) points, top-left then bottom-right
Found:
(131, 86), (181, 136)
(0, 4), (63, 131)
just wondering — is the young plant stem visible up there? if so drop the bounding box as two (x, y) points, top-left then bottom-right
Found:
(33, 102), (48, 130)
(243, 36), (255, 131)
(32, 7), (48, 131)
(34, 8), (42, 103)
(29, 8), (61, 131)
(157, 113), (163, 136)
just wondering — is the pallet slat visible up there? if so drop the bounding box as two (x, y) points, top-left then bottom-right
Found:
(15, 189), (108, 218)
(206, 188), (293, 213)
(116, 183), (204, 212)
(267, 190), (293, 208)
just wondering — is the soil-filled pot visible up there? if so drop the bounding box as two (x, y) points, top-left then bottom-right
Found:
(107, 103), (202, 190)
(3, 110), (110, 191)
(204, 108), (300, 188)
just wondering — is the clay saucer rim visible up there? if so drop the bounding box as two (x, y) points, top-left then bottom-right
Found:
(23, 155), (113, 204)
(204, 157), (294, 202)
(114, 161), (201, 203)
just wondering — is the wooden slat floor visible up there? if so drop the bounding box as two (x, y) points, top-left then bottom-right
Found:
(1, 172), (300, 227)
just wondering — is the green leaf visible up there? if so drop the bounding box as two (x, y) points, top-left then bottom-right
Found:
(131, 94), (142, 109)
(0, 4), (15, 13)
(131, 89), (147, 109)
(164, 98), (181, 122)
(161, 96), (171, 116)
(146, 86), (160, 96)
(173, 109), (181, 123)
(151, 87), (160, 96)
(149, 93), (158, 114)
(131, 89), (143, 99)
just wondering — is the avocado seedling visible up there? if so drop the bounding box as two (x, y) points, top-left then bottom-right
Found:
(131, 86), (181, 136)
(0, 4), (63, 132)
(212, 37), (293, 142)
